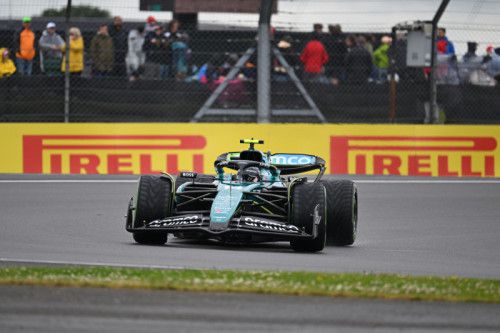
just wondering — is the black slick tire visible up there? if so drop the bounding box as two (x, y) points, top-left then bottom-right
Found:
(290, 182), (327, 252)
(321, 179), (358, 246)
(132, 175), (172, 245)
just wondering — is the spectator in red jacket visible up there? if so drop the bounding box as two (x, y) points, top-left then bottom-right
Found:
(300, 32), (329, 82)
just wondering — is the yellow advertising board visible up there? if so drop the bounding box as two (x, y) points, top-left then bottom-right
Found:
(1, 123), (499, 177)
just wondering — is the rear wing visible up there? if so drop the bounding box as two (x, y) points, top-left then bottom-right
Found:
(270, 154), (325, 176)
(215, 152), (325, 179)
(214, 152), (242, 165)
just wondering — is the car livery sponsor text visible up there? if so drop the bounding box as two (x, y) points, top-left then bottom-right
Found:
(241, 216), (300, 233)
(271, 154), (316, 166)
(146, 215), (201, 228)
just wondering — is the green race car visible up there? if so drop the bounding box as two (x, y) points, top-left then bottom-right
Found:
(126, 139), (357, 252)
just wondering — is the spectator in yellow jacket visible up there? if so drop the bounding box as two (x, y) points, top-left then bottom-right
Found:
(61, 27), (84, 75)
(0, 48), (16, 78)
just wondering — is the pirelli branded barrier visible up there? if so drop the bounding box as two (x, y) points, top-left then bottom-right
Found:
(1, 124), (499, 177)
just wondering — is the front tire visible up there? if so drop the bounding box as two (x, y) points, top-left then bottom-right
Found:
(290, 182), (327, 252)
(321, 179), (358, 246)
(131, 175), (172, 245)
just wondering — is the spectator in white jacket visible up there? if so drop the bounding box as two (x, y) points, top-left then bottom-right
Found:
(126, 26), (146, 81)
(39, 22), (65, 76)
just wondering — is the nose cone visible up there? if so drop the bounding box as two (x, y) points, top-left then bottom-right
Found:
(210, 185), (243, 231)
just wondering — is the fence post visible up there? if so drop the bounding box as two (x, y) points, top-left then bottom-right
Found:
(389, 26), (397, 122)
(63, 0), (72, 123)
(256, 0), (273, 123)
(429, 0), (450, 124)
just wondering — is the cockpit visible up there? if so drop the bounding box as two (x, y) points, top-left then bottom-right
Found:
(238, 166), (261, 183)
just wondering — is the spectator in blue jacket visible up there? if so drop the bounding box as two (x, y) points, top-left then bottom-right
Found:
(437, 28), (455, 55)
(166, 19), (189, 80)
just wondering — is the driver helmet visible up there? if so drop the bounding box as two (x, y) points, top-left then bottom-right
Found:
(240, 167), (261, 183)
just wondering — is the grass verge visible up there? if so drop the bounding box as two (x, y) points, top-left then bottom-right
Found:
(0, 266), (499, 303)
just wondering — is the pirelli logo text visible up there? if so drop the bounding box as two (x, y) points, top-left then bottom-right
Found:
(330, 136), (497, 177)
(23, 135), (206, 174)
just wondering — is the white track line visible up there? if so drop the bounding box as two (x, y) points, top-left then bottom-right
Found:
(355, 180), (500, 184)
(0, 258), (185, 270)
(0, 180), (137, 183)
(0, 179), (499, 184)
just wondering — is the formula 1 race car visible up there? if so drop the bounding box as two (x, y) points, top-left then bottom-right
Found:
(125, 139), (357, 252)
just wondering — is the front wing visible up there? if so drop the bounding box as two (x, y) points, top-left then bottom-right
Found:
(127, 214), (317, 240)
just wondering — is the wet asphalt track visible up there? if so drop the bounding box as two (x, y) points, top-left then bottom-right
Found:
(1, 285), (500, 333)
(1, 174), (499, 332)
(0, 174), (499, 278)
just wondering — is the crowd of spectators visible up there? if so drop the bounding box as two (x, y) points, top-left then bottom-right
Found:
(281, 23), (385, 85)
(269, 24), (396, 85)
(1, 17), (500, 89)
(434, 28), (500, 86)
(289, 24), (500, 87)
(142, 18), (189, 80)
(0, 15), (190, 81)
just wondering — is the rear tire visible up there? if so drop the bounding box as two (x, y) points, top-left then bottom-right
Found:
(131, 175), (172, 245)
(321, 179), (358, 246)
(290, 182), (327, 252)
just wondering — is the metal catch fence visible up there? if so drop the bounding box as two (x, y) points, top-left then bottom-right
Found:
(1, 0), (499, 123)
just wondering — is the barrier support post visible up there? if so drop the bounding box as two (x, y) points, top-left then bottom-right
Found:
(63, 0), (72, 123)
(256, 0), (273, 123)
(429, 0), (450, 124)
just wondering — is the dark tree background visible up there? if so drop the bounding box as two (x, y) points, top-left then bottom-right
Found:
(41, 5), (111, 18)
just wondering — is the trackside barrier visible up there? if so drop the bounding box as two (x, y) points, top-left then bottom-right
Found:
(1, 124), (499, 177)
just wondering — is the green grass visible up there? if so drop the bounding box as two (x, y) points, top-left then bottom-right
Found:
(0, 266), (499, 303)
